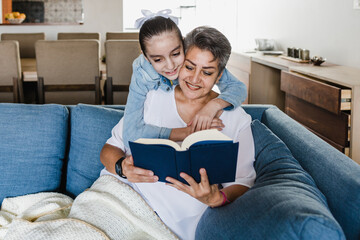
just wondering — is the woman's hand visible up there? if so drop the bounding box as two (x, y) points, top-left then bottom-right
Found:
(165, 168), (224, 208)
(122, 155), (158, 183)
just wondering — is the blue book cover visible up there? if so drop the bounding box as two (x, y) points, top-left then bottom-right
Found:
(129, 129), (239, 184)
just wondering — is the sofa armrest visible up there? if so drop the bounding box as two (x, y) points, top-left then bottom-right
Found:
(242, 104), (275, 121)
(262, 107), (360, 240)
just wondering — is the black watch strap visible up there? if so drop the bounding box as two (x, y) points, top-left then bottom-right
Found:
(115, 156), (127, 178)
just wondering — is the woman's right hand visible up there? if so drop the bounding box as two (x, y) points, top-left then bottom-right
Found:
(122, 155), (158, 183)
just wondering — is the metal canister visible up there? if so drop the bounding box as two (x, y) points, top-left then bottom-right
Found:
(287, 48), (293, 57)
(294, 48), (300, 58)
(298, 49), (303, 60)
(302, 49), (310, 60)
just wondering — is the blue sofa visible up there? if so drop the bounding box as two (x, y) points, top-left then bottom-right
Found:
(0, 103), (359, 240)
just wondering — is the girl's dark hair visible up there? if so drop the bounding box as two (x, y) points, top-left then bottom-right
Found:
(139, 16), (183, 56)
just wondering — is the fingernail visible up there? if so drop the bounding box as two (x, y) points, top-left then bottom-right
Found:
(154, 176), (158, 181)
(149, 171), (154, 176)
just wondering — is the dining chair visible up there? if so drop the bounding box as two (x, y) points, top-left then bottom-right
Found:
(106, 32), (139, 40)
(0, 41), (23, 103)
(1, 33), (45, 58)
(105, 40), (141, 104)
(57, 32), (101, 40)
(35, 40), (101, 105)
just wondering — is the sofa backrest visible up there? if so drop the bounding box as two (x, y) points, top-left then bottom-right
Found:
(65, 104), (124, 197)
(0, 103), (68, 204)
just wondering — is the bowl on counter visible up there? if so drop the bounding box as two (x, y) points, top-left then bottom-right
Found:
(7, 18), (25, 24)
(311, 56), (326, 66)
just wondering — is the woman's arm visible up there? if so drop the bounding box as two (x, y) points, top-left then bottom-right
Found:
(100, 143), (158, 183)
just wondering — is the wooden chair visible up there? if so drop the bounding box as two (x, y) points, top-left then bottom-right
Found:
(57, 32), (101, 40)
(35, 40), (101, 105)
(105, 40), (141, 104)
(1, 33), (45, 58)
(106, 32), (139, 40)
(0, 41), (23, 103)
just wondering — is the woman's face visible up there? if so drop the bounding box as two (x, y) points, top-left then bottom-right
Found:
(178, 46), (222, 100)
(144, 31), (185, 81)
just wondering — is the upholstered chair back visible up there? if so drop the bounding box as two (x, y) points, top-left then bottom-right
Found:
(105, 40), (140, 104)
(35, 40), (101, 104)
(1, 33), (45, 58)
(106, 32), (139, 40)
(0, 41), (23, 103)
(57, 32), (101, 40)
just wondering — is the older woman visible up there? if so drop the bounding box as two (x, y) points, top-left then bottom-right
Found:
(100, 26), (255, 240)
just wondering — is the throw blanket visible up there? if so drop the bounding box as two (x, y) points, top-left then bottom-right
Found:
(0, 175), (179, 240)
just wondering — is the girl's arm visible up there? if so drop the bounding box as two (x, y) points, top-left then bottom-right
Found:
(123, 55), (192, 147)
(190, 68), (247, 132)
(122, 71), (172, 148)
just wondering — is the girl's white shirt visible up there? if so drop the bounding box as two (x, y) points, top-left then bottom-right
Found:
(102, 89), (256, 240)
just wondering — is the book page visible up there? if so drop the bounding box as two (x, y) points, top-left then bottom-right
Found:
(134, 138), (181, 151)
(181, 129), (232, 150)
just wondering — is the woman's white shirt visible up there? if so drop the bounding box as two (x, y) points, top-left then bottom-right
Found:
(103, 89), (256, 240)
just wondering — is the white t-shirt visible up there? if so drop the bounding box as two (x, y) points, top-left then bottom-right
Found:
(102, 89), (256, 240)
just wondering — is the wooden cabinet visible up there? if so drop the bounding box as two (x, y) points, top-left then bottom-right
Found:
(247, 53), (307, 111)
(288, 65), (360, 163)
(281, 71), (351, 153)
(239, 52), (360, 163)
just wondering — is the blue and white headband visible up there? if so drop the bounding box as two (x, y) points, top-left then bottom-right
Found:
(134, 9), (179, 29)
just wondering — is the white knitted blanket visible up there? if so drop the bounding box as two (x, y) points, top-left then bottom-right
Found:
(0, 175), (179, 240)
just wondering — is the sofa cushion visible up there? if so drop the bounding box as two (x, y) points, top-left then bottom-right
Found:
(0, 103), (68, 204)
(66, 104), (124, 197)
(262, 107), (360, 240)
(196, 119), (345, 240)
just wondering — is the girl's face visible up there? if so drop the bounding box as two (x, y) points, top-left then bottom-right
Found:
(144, 31), (184, 81)
(178, 46), (222, 100)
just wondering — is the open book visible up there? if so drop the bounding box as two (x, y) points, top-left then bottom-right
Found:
(129, 129), (239, 184)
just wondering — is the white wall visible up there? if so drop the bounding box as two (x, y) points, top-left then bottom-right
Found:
(1, 0), (359, 68)
(195, 0), (360, 69)
(0, 0), (2, 24)
(0, 0), (123, 55)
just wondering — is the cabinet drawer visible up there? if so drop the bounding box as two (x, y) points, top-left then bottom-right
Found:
(281, 71), (351, 115)
(285, 94), (349, 147)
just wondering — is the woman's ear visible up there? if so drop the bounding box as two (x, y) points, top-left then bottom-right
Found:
(216, 71), (224, 84)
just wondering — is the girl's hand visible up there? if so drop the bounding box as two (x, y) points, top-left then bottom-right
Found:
(189, 100), (220, 132)
(122, 155), (158, 183)
(165, 168), (224, 207)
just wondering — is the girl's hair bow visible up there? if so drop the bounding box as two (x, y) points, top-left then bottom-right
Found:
(134, 9), (179, 29)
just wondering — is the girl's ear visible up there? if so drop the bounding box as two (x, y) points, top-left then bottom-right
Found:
(142, 51), (151, 63)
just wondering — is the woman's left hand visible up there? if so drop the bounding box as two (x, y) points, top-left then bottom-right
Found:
(166, 168), (223, 207)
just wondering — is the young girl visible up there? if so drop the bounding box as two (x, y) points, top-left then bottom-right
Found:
(123, 12), (247, 147)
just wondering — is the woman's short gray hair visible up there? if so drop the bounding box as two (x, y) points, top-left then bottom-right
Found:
(184, 26), (231, 75)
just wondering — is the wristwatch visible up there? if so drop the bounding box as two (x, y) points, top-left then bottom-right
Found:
(115, 156), (127, 178)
